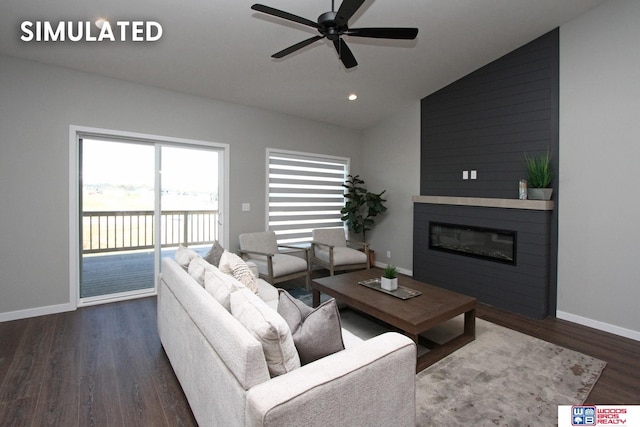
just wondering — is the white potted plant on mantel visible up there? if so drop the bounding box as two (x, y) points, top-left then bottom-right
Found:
(381, 264), (398, 291)
(524, 151), (554, 200)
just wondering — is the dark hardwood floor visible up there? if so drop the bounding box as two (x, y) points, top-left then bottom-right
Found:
(1, 295), (638, 426)
(0, 298), (197, 427)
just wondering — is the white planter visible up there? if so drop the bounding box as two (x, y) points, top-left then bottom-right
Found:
(381, 277), (398, 291)
(527, 188), (553, 200)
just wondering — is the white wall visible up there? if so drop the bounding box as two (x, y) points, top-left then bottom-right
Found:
(557, 0), (640, 339)
(0, 55), (362, 318)
(361, 102), (421, 274)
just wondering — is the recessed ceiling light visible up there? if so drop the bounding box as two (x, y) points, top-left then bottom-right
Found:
(95, 18), (108, 29)
(348, 94), (358, 101)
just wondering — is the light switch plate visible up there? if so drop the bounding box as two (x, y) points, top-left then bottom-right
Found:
(242, 203), (250, 212)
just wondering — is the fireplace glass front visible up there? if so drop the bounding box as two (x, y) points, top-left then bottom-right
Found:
(429, 222), (516, 265)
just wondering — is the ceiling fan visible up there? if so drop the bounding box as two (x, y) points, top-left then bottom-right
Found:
(251, 0), (418, 69)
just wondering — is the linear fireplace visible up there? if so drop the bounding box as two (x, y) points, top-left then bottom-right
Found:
(414, 197), (553, 319)
(429, 222), (516, 265)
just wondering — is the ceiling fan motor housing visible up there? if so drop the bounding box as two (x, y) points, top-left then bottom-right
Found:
(318, 11), (343, 40)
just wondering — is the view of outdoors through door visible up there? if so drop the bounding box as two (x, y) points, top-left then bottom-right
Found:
(80, 138), (220, 301)
(159, 146), (220, 263)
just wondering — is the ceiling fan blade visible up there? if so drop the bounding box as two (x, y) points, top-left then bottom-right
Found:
(335, 0), (366, 26)
(251, 4), (320, 29)
(333, 38), (358, 69)
(272, 35), (325, 58)
(345, 27), (419, 39)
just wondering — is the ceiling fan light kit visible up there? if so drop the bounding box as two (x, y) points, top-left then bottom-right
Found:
(251, 0), (418, 69)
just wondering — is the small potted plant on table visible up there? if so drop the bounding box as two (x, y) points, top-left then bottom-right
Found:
(381, 265), (398, 291)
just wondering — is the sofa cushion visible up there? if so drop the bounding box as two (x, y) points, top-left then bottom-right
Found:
(204, 267), (245, 311)
(188, 256), (211, 286)
(175, 244), (199, 268)
(256, 279), (279, 307)
(230, 288), (301, 377)
(277, 290), (345, 365)
(203, 240), (225, 267)
(219, 250), (258, 293)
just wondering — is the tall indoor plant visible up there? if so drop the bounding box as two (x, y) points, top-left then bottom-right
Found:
(524, 151), (553, 200)
(340, 174), (387, 242)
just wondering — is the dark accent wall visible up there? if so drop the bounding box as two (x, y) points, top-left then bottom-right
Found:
(420, 29), (559, 198)
(415, 29), (559, 318)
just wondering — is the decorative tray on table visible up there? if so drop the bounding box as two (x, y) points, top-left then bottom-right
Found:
(358, 278), (422, 300)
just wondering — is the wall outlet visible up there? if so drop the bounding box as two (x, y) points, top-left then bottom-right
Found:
(462, 170), (469, 180)
(241, 203), (250, 212)
(471, 170), (477, 180)
(386, 250), (391, 258)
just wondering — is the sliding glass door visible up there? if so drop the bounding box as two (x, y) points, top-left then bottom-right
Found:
(159, 145), (220, 262)
(78, 135), (223, 304)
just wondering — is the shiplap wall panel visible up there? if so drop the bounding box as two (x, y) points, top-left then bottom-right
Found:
(420, 29), (559, 199)
(414, 29), (559, 319)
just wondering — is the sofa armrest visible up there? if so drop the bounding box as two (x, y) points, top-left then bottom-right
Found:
(245, 332), (416, 427)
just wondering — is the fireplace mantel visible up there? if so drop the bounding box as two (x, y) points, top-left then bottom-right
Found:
(412, 195), (554, 211)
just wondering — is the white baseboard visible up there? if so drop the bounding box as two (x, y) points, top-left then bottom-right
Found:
(556, 310), (640, 342)
(78, 288), (156, 307)
(373, 261), (413, 277)
(0, 302), (75, 323)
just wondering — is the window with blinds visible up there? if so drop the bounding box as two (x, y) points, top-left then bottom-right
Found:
(267, 149), (349, 246)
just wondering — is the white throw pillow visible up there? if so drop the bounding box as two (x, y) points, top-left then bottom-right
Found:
(230, 288), (301, 377)
(204, 268), (245, 311)
(175, 244), (199, 268)
(187, 257), (210, 286)
(219, 250), (259, 293)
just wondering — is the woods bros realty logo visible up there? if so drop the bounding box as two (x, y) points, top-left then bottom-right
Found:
(20, 19), (162, 42)
(558, 405), (640, 426)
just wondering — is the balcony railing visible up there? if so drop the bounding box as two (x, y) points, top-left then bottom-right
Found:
(82, 210), (218, 253)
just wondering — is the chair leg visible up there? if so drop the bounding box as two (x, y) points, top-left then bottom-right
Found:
(305, 271), (311, 292)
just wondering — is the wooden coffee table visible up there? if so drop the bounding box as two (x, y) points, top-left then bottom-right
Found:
(312, 269), (476, 372)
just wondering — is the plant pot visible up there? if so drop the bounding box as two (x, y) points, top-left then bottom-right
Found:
(381, 277), (398, 291)
(527, 188), (553, 201)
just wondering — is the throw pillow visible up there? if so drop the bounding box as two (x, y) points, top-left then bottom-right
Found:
(230, 288), (301, 377)
(175, 244), (199, 268)
(187, 256), (210, 286)
(277, 289), (345, 365)
(203, 240), (225, 267)
(204, 268), (245, 311)
(219, 250), (258, 293)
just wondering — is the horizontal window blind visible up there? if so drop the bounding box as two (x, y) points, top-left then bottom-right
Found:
(267, 150), (349, 245)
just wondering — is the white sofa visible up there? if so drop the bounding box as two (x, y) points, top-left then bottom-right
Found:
(158, 255), (417, 427)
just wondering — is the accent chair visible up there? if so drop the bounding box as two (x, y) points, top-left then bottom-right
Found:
(310, 227), (369, 275)
(239, 231), (311, 290)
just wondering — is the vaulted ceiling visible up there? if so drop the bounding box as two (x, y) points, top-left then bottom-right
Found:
(0, 0), (606, 130)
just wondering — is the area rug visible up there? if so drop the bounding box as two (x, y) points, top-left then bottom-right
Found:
(414, 318), (606, 426)
(291, 288), (606, 426)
